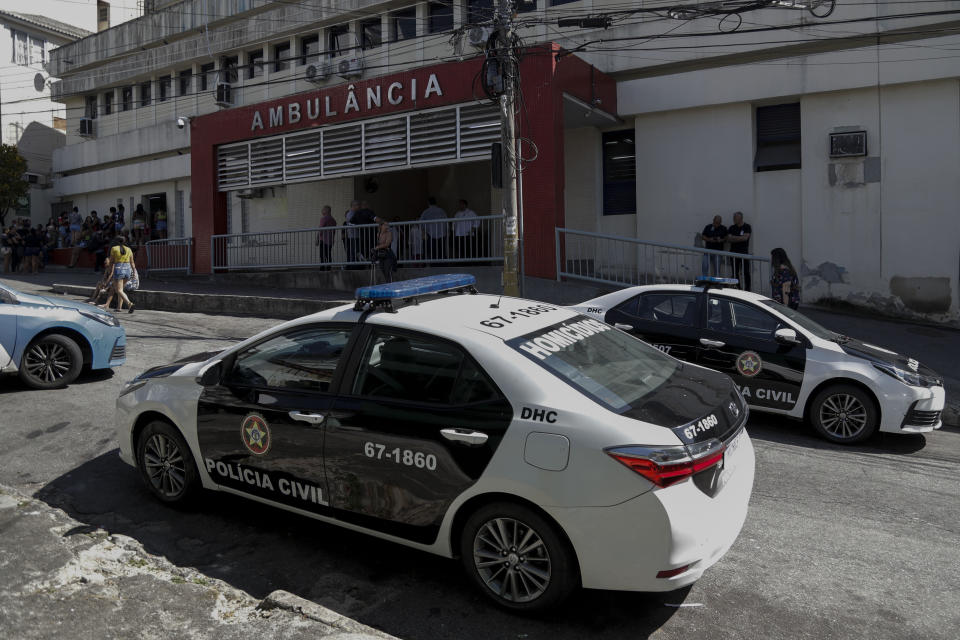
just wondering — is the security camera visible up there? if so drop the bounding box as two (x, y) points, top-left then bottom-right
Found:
(177, 116), (190, 129)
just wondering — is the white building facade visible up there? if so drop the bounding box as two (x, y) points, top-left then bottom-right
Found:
(47, 0), (960, 321)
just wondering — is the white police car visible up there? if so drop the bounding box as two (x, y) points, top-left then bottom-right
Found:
(116, 275), (754, 611)
(572, 277), (945, 445)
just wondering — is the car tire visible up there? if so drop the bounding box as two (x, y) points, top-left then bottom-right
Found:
(136, 421), (200, 506)
(809, 384), (879, 444)
(460, 502), (579, 612)
(18, 334), (83, 389)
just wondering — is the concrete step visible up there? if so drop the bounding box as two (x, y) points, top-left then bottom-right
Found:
(51, 284), (351, 319)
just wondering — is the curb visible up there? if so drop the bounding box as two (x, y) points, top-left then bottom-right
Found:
(257, 591), (396, 639)
(51, 283), (351, 319)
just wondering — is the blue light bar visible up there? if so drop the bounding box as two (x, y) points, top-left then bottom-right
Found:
(356, 274), (477, 301)
(695, 276), (739, 286)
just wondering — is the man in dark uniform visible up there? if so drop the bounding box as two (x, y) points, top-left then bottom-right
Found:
(701, 215), (727, 276)
(727, 211), (752, 291)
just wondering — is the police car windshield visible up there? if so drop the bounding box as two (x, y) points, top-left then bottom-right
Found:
(760, 300), (836, 341)
(507, 317), (678, 412)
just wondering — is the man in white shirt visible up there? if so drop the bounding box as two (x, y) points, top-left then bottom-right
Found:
(452, 199), (480, 259)
(419, 196), (448, 262)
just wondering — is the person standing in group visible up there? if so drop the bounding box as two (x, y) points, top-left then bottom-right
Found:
(114, 204), (125, 234)
(700, 215), (727, 276)
(452, 199), (479, 260)
(770, 247), (801, 310)
(155, 209), (168, 239)
(131, 204), (147, 245)
(727, 211), (752, 291)
(68, 206), (82, 246)
(22, 226), (42, 274)
(343, 201), (360, 264)
(371, 217), (397, 283)
(100, 236), (137, 313)
(419, 196), (448, 263)
(315, 205), (336, 269)
(352, 200), (377, 262)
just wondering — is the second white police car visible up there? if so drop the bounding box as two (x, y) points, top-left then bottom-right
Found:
(572, 277), (945, 444)
(116, 275), (755, 611)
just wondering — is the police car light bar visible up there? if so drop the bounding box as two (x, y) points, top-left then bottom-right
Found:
(355, 274), (478, 311)
(694, 276), (739, 289)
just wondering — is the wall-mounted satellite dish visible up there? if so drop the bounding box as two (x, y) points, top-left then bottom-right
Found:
(34, 73), (46, 92)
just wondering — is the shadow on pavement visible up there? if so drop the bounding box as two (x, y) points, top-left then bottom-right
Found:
(744, 414), (927, 456)
(34, 451), (683, 640)
(0, 368), (115, 395)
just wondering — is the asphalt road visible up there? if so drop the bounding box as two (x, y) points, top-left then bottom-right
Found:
(1, 299), (958, 640)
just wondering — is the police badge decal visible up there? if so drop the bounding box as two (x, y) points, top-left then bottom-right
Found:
(736, 351), (762, 377)
(241, 413), (271, 455)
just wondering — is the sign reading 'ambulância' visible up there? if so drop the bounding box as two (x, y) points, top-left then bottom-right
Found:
(250, 73), (444, 132)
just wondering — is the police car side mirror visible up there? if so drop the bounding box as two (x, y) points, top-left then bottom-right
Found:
(774, 328), (800, 345)
(196, 360), (224, 387)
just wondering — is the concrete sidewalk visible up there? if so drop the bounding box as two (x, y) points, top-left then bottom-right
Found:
(2, 267), (956, 426)
(0, 483), (394, 640)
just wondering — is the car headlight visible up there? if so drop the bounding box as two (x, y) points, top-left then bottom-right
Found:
(79, 310), (120, 327)
(872, 362), (938, 388)
(119, 379), (148, 397)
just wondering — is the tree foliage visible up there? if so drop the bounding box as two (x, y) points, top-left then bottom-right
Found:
(0, 144), (29, 227)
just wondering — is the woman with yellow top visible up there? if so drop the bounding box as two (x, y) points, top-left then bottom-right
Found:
(101, 236), (136, 313)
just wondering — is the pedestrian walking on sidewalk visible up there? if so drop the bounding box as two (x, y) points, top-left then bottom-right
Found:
(100, 236), (137, 314)
(316, 205), (336, 269)
(371, 217), (397, 283)
(770, 247), (801, 310)
(727, 211), (752, 291)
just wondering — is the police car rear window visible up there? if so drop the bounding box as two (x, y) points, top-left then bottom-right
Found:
(507, 317), (679, 412)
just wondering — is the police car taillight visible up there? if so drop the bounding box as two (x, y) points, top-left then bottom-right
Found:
(606, 440), (725, 488)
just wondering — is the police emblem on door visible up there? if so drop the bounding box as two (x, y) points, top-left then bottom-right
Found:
(736, 351), (762, 377)
(241, 413), (271, 455)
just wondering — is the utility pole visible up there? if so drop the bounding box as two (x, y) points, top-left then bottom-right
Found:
(496, 0), (521, 297)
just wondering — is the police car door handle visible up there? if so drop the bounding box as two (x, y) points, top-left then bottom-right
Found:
(440, 428), (488, 446)
(700, 338), (726, 348)
(289, 411), (326, 426)
(614, 323), (633, 331)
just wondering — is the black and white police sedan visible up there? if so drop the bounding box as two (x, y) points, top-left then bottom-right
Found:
(116, 275), (754, 611)
(571, 277), (945, 445)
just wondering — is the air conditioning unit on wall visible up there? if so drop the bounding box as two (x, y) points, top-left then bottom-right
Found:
(79, 117), (96, 137)
(305, 63), (332, 84)
(215, 82), (233, 107)
(337, 57), (364, 80)
(468, 26), (495, 49)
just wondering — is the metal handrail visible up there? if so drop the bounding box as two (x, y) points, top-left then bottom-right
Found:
(145, 237), (193, 274)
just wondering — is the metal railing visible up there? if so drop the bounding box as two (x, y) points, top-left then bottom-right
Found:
(211, 215), (504, 271)
(145, 237), (193, 274)
(555, 228), (772, 296)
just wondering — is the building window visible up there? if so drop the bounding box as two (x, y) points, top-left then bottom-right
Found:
(103, 91), (113, 115)
(221, 55), (239, 84)
(518, 0), (537, 12)
(328, 25), (350, 57)
(602, 130), (637, 216)
(429, 2), (454, 33)
(390, 8), (417, 42)
(11, 30), (27, 65)
(139, 81), (151, 107)
(360, 18), (381, 50)
(199, 62), (215, 90)
(274, 42), (291, 72)
(158, 76), (171, 101)
(97, 0), (110, 28)
(121, 86), (133, 111)
(178, 68), (192, 95)
(299, 34), (319, 65)
(85, 95), (98, 119)
(755, 103), (801, 172)
(247, 49), (264, 79)
(466, 0), (494, 23)
(29, 37), (44, 65)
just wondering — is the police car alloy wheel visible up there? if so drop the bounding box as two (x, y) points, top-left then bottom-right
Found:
(809, 384), (878, 444)
(20, 334), (83, 389)
(461, 502), (578, 611)
(137, 421), (200, 504)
